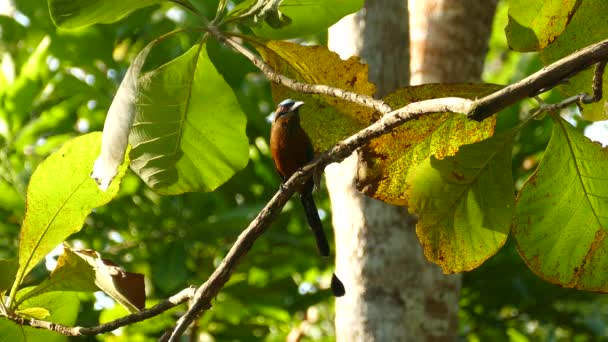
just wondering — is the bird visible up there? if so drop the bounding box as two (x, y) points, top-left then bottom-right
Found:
(270, 99), (329, 257)
(270, 99), (345, 297)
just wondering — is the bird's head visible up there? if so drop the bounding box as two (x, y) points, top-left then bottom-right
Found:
(274, 99), (304, 120)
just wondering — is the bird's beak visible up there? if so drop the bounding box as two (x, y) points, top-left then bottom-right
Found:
(291, 101), (305, 111)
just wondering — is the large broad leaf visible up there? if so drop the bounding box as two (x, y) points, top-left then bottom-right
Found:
(539, 1), (608, 121)
(229, 0), (363, 40)
(407, 131), (514, 273)
(505, 0), (581, 52)
(357, 84), (499, 205)
(17, 245), (145, 313)
(13, 133), (128, 297)
(0, 288), (79, 342)
(92, 42), (153, 191)
(256, 40), (377, 152)
(515, 117), (608, 291)
(129, 43), (249, 195)
(48, 0), (161, 29)
(19, 245), (98, 304)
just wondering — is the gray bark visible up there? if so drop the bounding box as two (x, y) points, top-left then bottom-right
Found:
(327, 0), (498, 341)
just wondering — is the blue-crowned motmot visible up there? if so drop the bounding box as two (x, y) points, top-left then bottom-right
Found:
(270, 99), (345, 297)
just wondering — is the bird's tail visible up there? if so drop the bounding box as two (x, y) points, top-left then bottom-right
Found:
(300, 189), (330, 257)
(300, 187), (345, 296)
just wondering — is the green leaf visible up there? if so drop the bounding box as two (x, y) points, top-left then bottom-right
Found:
(538, 1), (608, 121)
(93, 42), (154, 191)
(0, 258), (18, 292)
(48, 0), (161, 29)
(15, 307), (51, 320)
(240, 0), (364, 39)
(70, 247), (145, 312)
(514, 117), (608, 291)
(407, 131), (514, 273)
(505, 0), (581, 52)
(0, 288), (79, 342)
(18, 245), (145, 313)
(129, 43), (249, 195)
(358, 84), (499, 205)
(17, 245), (98, 304)
(13, 133), (128, 299)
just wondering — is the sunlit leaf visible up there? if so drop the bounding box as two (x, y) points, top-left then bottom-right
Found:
(539, 1), (608, 121)
(506, 0), (581, 52)
(515, 117), (608, 291)
(16, 244), (98, 305)
(21, 245), (144, 313)
(20, 244), (144, 312)
(15, 307), (51, 320)
(92, 42), (153, 191)
(129, 43), (249, 195)
(14, 133), (128, 296)
(0, 288), (79, 342)
(358, 84), (499, 205)
(48, 0), (161, 29)
(407, 131), (514, 273)
(70, 247), (145, 312)
(256, 40), (377, 151)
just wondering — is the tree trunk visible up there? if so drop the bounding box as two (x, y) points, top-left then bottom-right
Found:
(327, 0), (497, 341)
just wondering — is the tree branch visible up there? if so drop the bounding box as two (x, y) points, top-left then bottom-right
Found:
(208, 27), (394, 114)
(1, 287), (195, 336)
(469, 39), (608, 120)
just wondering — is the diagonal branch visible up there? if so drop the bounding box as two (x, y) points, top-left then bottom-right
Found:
(469, 39), (608, 120)
(530, 60), (608, 114)
(208, 27), (394, 115)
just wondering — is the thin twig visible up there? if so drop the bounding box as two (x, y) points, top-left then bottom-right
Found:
(529, 61), (608, 114)
(207, 27), (394, 115)
(1, 287), (195, 336)
(470, 39), (608, 120)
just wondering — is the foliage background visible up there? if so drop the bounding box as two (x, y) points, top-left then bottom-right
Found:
(0, 0), (607, 341)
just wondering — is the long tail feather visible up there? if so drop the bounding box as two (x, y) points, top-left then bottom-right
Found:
(331, 273), (345, 297)
(300, 189), (330, 257)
